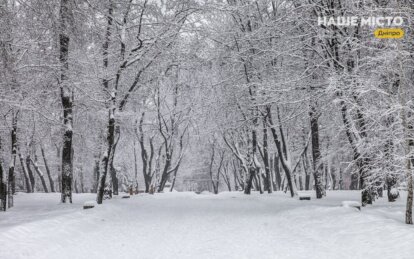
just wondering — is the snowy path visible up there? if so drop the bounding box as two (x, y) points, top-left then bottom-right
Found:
(0, 191), (413, 259)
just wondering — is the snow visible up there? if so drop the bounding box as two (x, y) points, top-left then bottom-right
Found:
(65, 121), (72, 132)
(83, 200), (97, 207)
(1, 191), (414, 259)
(391, 187), (400, 195)
(342, 201), (361, 209)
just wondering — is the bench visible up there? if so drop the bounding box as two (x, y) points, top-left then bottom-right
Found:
(298, 194), (311, 200)
(83, 200), (97, 210)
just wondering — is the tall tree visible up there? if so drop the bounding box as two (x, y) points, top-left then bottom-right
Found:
(59, 0), (74, 203)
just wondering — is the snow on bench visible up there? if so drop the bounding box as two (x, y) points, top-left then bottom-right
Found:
(83, 200), (97, 210)
(342, 201), (361, 211)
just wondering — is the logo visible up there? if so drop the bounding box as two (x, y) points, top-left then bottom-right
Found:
(374, 28), (404, 39)
(318, 16), (405, 39)
(317, 16), (404, 27)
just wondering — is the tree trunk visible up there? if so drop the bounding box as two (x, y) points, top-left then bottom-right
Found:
(340, 102), (371, 204)
(109, 126), (120, 195)
(263, 116), (272, 193)
(18, 153), (32, 193)
(97, 1), (115, 204)
(245, 171), (254, 194)
(59, 0), (73, 203)
(302, 153), (311, 191)
(97, 107), (116, 204)
(25, 155), (35, 192)
(0, 136), (6, 211)
(170, 168), (179, 192)
(110, 165), (118, 195)
(274, 153), (281, 191)
(41, 146), (55, 192)
(169, 143), (183, 193)
(158, 161), (170, 192)
(55, 145), (61, 192)
(405, 142), (413, 224)
(257, 173), (263, 194)
(209, 145), (217, 194)
(331, 169), (337, 190)
(133, 141), (138, 188)
(222, 163), (232, 192)
(92, 157), (99, 193)
(310, 104), (324, 198)
(157, 142), (172, 192)
(74, 179), (79, 193)
(137, 112), (151, 192)
(245, 125), (259, 194)
(232, 160), (241, 191)
(403, 112), (414, 224)
(30, 158), (48, 193)
(267, 107), (296, 197)
(8, 113), (18, 208)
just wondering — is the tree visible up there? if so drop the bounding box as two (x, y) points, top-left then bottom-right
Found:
(0, 136), (5, 211)
(136, 112), (155, 193)
(8, 112), (18, 208)
(96, 0), (194, 203)
(59, 0), (74, 203)
(41, 145), (55, 192)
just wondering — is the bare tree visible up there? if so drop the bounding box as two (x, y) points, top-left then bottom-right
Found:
(59, 0), (74, 203)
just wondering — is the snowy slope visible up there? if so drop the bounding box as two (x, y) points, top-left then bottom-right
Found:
(0, 191), (413, 259)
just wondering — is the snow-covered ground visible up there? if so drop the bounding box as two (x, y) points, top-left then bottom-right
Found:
(1, 191), (413, 259)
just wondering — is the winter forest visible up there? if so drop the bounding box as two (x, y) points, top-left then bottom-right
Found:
(1, 0), (414, 258)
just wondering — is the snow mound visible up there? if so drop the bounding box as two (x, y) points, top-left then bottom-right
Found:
(341, 201), (361, 210)
(390, 188), (399, 195)
(83, 200), (97, 207)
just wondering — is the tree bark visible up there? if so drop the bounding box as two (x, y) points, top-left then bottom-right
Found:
(221, 162), (232, 192)
(273, 153), (281, 191)
(402, 105), (413, 224)
(59, 0), (73, 203)
(97, 105), (115, 204)
(263, 115), (272, 193)
(8, 112), (18, 208)
(169, 138), (183, 193)
(109, 126), (120, 195)
(92, 157), (99, 193)
(302, 153), (310, 191)
(30, 157), (49, 193)
(55, 145), (61, 192)
(137, 112), (151, 192)
(310, 104), (324, 198)
(267, 107), (296, 197)
(41, 146), (55, 192)
(18, 153), (32, 193)
(245, 125), (259, 194)
(79, 166), (85, 193)
(133, 141), (139, 190)
(405, 134), (413, 224)
(0, 136), (6, 211)
(25, 155), (35, 192)
(96, 1), (114, 204)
